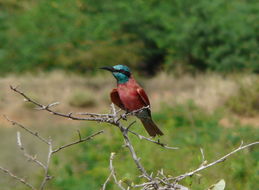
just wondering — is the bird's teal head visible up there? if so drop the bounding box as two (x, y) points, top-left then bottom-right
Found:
(100, 65), (131, 84)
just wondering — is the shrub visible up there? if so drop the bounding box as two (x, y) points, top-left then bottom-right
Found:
(0, 0), (143, 74)
(226, 79), (259, 116)
(50, 102), (259, 190)
(69, 90), (96, 108)
(0, 0), (258, 74)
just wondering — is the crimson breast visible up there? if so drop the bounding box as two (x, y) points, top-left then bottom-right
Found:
(117, 79), (146, 111)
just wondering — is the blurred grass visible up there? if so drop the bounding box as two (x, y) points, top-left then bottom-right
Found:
(226, 77), (259, 116)
(69, 89), (97, 108)
(0, 72), (258, 189)
(49, 103), (258, 190)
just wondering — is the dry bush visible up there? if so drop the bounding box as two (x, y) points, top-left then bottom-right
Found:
(0, 86), (258, 190)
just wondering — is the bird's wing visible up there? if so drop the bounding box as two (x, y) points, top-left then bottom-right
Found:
(110, 88), (125, 110)
(136, 88), (150, 106)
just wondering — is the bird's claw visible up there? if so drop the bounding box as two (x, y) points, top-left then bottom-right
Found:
(122, 114), (127, 120)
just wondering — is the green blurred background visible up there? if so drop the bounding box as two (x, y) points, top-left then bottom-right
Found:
(0, 0), (258, 189)
(1, 0), (259, 74)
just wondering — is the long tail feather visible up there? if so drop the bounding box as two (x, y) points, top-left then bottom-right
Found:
(140, 118), (163, 137)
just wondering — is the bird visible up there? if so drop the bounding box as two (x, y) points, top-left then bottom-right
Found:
(101, 65), (163, 137)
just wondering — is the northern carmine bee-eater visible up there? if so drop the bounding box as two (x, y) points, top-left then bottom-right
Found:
(101, 65), (163, 137)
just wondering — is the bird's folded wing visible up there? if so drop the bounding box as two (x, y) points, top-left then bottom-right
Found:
(136, 88), (150, 106)
(110, 88), (125, 110)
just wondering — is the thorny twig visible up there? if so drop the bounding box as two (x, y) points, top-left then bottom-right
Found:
(16, 131), (46, 169)
(109, 153), (126, 190)
(123, 126), (152, 181)
(101, 171), (113, 190)
(10, 85), (105, 122)
(2, 116), (103, 190)
(5, 85), (259, 190)
(10, 85), (177, 150)
(170, 141), (259, 182)
(52, 130), (104, 154)
(0, 166), (36, 190)
(127, 129), (178, 150)
(4, 115), (49, 145)
(39, 138), (52, 190)
(9, 86), (179, 189)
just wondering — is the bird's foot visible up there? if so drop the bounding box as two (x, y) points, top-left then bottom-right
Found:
(121, 114), (127, 121)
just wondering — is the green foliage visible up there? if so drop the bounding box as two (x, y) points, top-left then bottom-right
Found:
(48, 103), (258, 190)
(69, 90), (96, 108)
(0, 0), (259, 74)
(226, 80), (259, 116)
(161, 0), (259, 73)
(0, 0), (143, 74)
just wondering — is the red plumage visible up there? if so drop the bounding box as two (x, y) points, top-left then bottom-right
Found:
(110, 77), (163, 137)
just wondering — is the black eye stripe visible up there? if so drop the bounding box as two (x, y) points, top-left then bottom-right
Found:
(114, 69), (131, 77)
(119, 69), (131, 77)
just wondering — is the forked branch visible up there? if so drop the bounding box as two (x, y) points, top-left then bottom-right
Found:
(6, 85), (259, 190)
(10, 85), (177, 150)
(171, 141), (259, 182)
(0, 166), (36, 190)
(1, 116), (103, 190)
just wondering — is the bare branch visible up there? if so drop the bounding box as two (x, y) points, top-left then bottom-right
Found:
(4, 115), (49, 145)
(101, 172), (113, 190)
(35, 102), (60, 110)
(109, 153), (126, 190)
(52, 130), (104, 154)
(16, 132), (46, 169)
(10, 85), (109, 122)
(4, 113), (104, 190)
(77, 130), (82, 140)
(127, 129), (178, 150)
(8, 85), (256, 190)
(0, 166), (36, 190)
(115, 106), (150, 123)
(40, 138), (53, 190)
(126, 120), (137, 131)
(123, 106), (150, 117)
(131, 141), (258, 189)
(200, 148), (205, 163)
(198, 148), (207, 167)
(10, 87), (178, 151)
(76, 112), (114, 118)
(110, 103), (117, 116)
(8, 85), (258, 190)
(120, 124), (152, 181)
(172, 141), (259, 182)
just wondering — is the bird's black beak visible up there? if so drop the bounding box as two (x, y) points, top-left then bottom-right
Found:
(99, 66), (114, 72)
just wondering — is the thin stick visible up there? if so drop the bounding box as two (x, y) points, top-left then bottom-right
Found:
(172, 141), (259, 182)
(128, 129), (178, 150)
(121, 126), (152, 181)
(11, 87), (178, 150)
(76, 112), (114, 118)
(0, 166), (36, 190)
(101, 172), (113, 190)
(40, 139), (53, 190)
(52, 130), (104, 154)
(4, 115), (49, 145)
(109, 153), (126, 190)
(16, 132), (46, 169)
(200, 148), (205, 163)
(10, 86), (111, 122)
